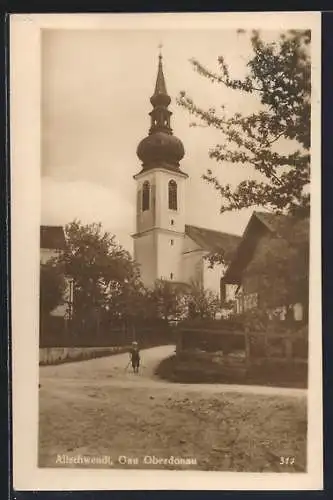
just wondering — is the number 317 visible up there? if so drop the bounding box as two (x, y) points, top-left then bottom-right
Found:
(280, 456), (295, 465)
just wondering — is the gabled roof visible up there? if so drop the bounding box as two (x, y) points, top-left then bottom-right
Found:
(185, 224), (241, 258)
(254, 211), (296, 235)
(40, 225), (66, 250)
(223, 211), (309, 284)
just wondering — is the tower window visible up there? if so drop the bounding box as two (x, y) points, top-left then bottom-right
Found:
(142, 181), (150, 211)
(170, 273), (173, 280)
(170, 239), (174, 246)
(170, 219), (174, 225)
(168, 180), (177, 211)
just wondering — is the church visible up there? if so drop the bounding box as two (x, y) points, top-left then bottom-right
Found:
(132, 53), (241, 299)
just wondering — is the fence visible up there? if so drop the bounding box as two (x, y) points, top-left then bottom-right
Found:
(177, 318), (307, 358)
(245, 326), (308, 363)
(177, 318), (245, 354)
(39, 314), (175, 348)
(176, 318), (308, 386)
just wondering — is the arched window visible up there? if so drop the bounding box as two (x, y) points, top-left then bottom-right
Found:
(142, 181), (150, 211)
(168, 180), (177, 211)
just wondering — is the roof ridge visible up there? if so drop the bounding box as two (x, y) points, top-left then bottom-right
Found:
(185, 224), (240, 238)
(254, 211), (294, 233)
(40, 225), (66, 250)
(254, 210), (292, 220)
(41, 224), (64, 229)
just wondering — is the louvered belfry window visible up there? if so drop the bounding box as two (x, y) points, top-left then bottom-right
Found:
(168, 180), (177, 210)
(142, 181), (150, 211)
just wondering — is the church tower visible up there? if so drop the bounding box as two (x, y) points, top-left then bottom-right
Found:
(133, 53), (188, 288)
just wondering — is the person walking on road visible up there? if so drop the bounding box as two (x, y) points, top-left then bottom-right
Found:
(129, 341), (140, 374)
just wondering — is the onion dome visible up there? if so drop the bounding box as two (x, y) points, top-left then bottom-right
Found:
(136, 52), (185, 171)
(137, 131), (185, 167)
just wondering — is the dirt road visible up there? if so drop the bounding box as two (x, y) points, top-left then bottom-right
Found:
(40, 345), (306, 397)
(39, 346), (307, 472)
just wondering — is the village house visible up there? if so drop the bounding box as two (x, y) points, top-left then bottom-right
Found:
(41, 225), (66, 264)
(221, 211), (309, 321)
(40, 225), (73, 319)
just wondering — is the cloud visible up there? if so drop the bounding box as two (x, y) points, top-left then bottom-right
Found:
(41, 176), (135, 251)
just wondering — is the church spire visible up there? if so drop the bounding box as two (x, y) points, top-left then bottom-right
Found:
(150, 53), (170, 106)
(149, 51), (172, 135)
(137, 51), (185, 170)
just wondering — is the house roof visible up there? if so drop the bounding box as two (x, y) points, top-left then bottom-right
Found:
(40, 225), (66, 250)
(223, 211), (309, 284)
(254, 211), (296, 234)
(184, 224), (241, 259)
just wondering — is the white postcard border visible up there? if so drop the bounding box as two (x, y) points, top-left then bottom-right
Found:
(10, 11), (323, 491)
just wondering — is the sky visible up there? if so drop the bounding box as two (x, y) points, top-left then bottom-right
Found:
(41, 28), (284, 251)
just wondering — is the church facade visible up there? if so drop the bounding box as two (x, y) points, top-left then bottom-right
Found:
(132, 54), (240, 299)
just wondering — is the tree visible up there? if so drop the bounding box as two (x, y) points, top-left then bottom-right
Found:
(178, 30), (311, 215)
(56, 220), (142, 329)
(40, 260), (66, 316)
(185, 280), (220, 320)
(107, 278), (152, 324)
(150, 279), (187, 321)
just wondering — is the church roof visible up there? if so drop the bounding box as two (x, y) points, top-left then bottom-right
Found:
(185, 224), (241, 256)
(40, 225), (66, 250)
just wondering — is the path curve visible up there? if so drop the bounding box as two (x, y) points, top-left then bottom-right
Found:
(40, 345), (306, 398)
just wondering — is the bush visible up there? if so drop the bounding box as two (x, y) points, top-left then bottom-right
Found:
(155, 351), (307, 388)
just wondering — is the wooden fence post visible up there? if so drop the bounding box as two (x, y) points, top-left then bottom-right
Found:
(176, 329), (182, 354)
(244, 327), (251, 368)
(285, 337), (293, 360)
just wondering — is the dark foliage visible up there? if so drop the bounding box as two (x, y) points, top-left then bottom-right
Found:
(178, 30), (311, 215)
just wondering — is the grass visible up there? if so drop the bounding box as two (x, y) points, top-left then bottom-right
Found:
(156, 353), (308, 388)
(39, 380), (307, 472)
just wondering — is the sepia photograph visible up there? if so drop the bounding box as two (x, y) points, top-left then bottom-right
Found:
(10, 12), (322, 490)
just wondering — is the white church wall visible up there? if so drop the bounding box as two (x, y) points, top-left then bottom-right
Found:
(182, 234), (202, 253)
(133, 231), (157, 288)
(181, 250), (205, 287)
(181, 234), (204, 285)
(156, 231), (184, 282)
(134, 168), (187, 288)
(154, 170), (186, 233)
(135, 170), (157, 234)
(203, 259), (223, 297)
